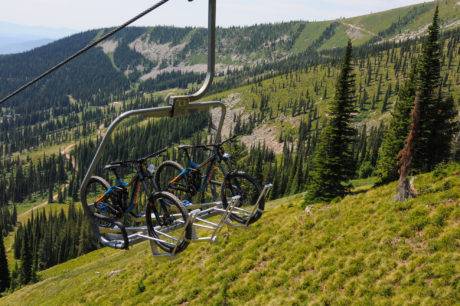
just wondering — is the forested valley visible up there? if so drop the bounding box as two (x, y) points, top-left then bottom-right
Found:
(0, 0), (459, 294)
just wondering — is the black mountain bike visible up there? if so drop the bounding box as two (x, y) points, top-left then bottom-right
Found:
(154, 136), (265, 225)
(81, 148), (192, 254)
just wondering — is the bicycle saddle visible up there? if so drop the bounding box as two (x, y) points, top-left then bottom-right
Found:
(178, 144), (210, 150)
(178, 144), (193, 150)
(104, 162), (126, 171)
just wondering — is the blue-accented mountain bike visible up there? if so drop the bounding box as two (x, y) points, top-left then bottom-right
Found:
(81, 148), (192, 254)
(154, 136), (265, 225)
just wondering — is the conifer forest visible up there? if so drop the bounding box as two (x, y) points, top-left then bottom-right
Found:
(0, 1), (459, 303)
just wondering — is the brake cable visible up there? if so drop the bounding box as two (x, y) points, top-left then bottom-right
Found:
(0, 0), (175, 106)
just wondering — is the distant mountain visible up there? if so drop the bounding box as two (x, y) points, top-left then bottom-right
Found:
(0, 37), (54, 54)
(0, 21), (76, 54)
(0, 21), (75, 39)
(0, 0), (459, 106)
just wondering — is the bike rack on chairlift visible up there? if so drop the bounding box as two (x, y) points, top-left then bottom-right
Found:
(75, 0), (272, 256)
(0, 0), (273, 257)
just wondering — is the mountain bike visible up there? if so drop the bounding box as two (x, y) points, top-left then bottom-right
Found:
(154, 136), (265, 225)
(81, 148), (193, 254)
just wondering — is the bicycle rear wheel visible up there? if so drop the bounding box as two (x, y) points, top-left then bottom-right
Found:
(221, 172), (264, 225)
(145, 192), (192, 254)
(81, 176), (128, 248)
(154, 161), (190, 201)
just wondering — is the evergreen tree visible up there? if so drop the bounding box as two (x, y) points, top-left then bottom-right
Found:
(0, 234), (10, 292)
(48, 183), (54, 204)
(375, 66), (417, 183)
(78, 218), (98, 256)
(12, 205), (17, 226)
(430, 93), (458, 164)
(10, 262), (19, 291)
(57, 188), (63, 203)
(20, 238), (33, 285)
(305, 41), (356, 202)
(413, 6), (456, 171)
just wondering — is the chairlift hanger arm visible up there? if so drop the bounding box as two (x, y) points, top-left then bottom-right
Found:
(0, 0), (174, 106)
(170, 0), (216, 109)
(80, 0), (222, 197)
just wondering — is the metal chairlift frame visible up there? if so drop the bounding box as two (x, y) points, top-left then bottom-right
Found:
(75, 0), (272, 256)
(0, 0), (275, 257)
(79, 0), (269, 255)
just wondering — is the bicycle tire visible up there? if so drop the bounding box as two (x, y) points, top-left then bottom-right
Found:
(145, 191), (192, 254)
(80, 176), (129, 249)
(154, 161), (190, 199)
(221, 172), (264, 225)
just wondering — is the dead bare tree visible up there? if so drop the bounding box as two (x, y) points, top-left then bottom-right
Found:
(395, 92), (421, 201)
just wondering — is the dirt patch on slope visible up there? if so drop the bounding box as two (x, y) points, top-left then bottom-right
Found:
(444, 19), (460, 29)
(98, 40), (118, 54)
(210, 93), (246, 139)
(140, 63), (241, 81)
(241, 124), (284, 154)
(343, 24), (366, 40)
(386, 24), (430, 43)
(129, 34), (187, 63)
(140, 63), (208, 81)
(342, 22), (376, 39)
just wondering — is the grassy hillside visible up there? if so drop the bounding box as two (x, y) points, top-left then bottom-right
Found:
(205, 34), (460, 150)
(2, 163), (459, 305)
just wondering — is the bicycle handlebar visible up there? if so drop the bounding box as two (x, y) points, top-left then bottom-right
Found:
(178, 135), (239, 151)
(219, 134), (238, 146)
(107, 147), (168, 167)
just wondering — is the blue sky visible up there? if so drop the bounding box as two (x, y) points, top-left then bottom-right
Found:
(0, 0), (429, 30)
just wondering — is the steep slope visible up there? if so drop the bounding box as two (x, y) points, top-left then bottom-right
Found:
(205, 32), (460, 154)
(1, 163), (459, 305)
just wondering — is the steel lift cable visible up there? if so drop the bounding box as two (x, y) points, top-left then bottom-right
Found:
(0, 0), (173, 106)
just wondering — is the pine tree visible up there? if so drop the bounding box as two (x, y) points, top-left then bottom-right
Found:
(48, 183), (54, 204)
(413, 6), (456, 171)
(10, 262), (19, 291)
(12, 205), (17, 226)
(57, 188), (63, 203)
(20, 237), (33, 285)
(0, 234), (10, 292)
(375, 66), (417, 183)
(305, 41), (356, 202)
(431, 93), (458, 164)
(78, 218), (98, 256)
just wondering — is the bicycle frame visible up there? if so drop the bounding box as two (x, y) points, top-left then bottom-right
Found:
(172, 146), (230, 198)
(112, 159), (166, 213)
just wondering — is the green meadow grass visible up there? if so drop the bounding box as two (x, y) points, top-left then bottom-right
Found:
(1, 163), (458, 305)
(292, 21), (332, 53)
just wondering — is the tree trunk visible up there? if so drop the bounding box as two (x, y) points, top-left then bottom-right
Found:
(395, 176), (416, 202)
(395, 92), (421, 201)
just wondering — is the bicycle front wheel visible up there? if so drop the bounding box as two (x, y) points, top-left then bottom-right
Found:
(221, 172), (264, 225)
(145, 192), (192, 254)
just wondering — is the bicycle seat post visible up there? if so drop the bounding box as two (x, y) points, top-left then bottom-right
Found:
(181, 147), (192, 165)
(111, 168), (124, 185)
